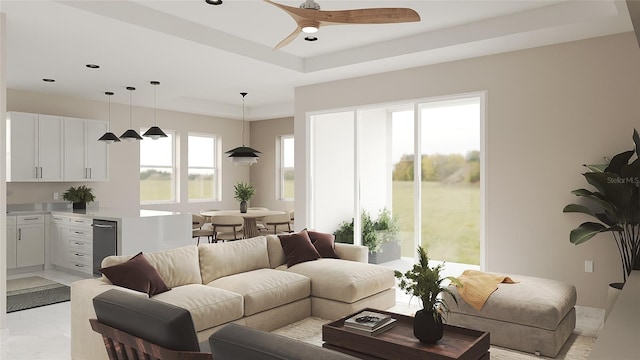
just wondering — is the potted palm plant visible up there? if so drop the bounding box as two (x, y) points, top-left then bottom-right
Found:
(394, 246), (461, 343)
(234, 182), (255, 213)
(564, 129), (640, 317)
(62, 185), (95, 210)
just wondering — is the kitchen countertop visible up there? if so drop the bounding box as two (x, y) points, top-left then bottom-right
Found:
(8, 208), (184, 220)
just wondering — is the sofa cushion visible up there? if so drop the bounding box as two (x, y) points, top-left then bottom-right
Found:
(266, 235), (287, 268)
(152, 284), (244, 332)
(208, 268), (310, 316)
(101, 245), (202, 288)
(284, 258), (395, 303)
(99, 252), (170, 297)
(278, 230), (321, 267)
(308, 230), (340, 259)
(199, 236), (271, 284)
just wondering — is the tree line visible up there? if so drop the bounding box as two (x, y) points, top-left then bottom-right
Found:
(392, 150), (480, 183)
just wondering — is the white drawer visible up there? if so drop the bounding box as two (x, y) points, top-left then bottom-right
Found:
(69, 262), (93, 275)
(68, 237), (92, 251)
(17, 214), (44, 225)
(51, 215), (66, 224)
(68, 228), (92, 239)
(68, 217), (93, 227)
(68, 249), (92, 266)
(7, 216), (16, 226)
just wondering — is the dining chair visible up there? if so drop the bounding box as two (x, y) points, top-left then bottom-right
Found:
(261, 212), (293, 234)
(210, 215), (245, 241)
(192, 214), (214, 245)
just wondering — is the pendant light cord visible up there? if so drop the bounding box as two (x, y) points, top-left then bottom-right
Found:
(107, 94), (112, 131)
(129, 89), (133, 128)
(241, 92), (247, 146)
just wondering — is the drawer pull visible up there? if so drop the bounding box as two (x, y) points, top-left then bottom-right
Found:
(74, 264), (85, 268)
(23, 217), (39, 221)
(74, 253), (84, 257)
(74, 242), (83, 245)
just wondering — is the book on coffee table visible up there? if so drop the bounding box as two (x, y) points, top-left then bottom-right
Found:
(344, 318), (397, 336)
(344, 310), (394, 331)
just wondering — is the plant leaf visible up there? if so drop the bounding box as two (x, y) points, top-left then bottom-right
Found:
(605, 150), (634, 174)
(569, 222), (614, 245)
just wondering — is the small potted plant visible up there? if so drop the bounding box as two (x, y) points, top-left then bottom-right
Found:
(62, 185), (95, 210)
(334, 208), (401, 263)
(394, 246), (461, 343)
(234, 182), (255, 213)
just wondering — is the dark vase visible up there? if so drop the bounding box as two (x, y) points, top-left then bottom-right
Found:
(240, 201), (247, 213)
(413, 309), (443, 343)
(72, 202), (86, 210)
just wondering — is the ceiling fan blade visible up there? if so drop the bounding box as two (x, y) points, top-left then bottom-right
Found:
(274, 26), (302, 50)
(316, 8), (420, 25)
(263, 0), (307, 23)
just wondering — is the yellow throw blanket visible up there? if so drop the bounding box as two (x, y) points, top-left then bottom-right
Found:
(455, 270), (517, 311)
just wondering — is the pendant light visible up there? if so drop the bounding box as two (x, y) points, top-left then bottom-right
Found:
(120, 86), (143, 141)
(225, 92), (261, 165)
(98, 91), (121, 143)
(143, 81), (168, 140)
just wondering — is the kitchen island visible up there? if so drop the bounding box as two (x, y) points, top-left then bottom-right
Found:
(7, 206), (191, 276)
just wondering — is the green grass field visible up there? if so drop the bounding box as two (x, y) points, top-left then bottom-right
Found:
(392, 181), (480, 265)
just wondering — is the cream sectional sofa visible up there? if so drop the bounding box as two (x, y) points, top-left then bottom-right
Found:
(71, 235), (396, 360)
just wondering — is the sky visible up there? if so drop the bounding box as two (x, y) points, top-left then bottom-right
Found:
(392, 100), (480, 164)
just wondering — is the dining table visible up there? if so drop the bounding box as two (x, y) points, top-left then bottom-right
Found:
(201, 209), (286, 238)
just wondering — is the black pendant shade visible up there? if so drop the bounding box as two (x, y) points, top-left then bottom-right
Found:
(226, 92), (260, 166)
(143, 126), (167, 140)
(98, 91), (121, 144)
(120, 86), (143, 141)
(143, 81), (168, 140)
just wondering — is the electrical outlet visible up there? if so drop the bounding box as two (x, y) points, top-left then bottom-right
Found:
(53, 192), (59, 200)
(585, 260), (594, 273)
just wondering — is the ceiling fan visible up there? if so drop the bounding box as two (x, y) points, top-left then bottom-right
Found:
(264, 0), (421, 50)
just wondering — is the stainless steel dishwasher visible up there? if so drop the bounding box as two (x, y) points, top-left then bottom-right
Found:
(92, 219), (117, 276)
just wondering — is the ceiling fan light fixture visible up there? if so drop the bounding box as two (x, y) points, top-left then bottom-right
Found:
(300, 20), (319, 34)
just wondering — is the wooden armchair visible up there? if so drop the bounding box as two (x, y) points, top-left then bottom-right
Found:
(90, 289), (212, 360)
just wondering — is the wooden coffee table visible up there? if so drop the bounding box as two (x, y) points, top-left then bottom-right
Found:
(322, 308), (489, 360)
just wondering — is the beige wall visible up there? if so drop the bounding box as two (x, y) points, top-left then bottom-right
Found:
(294, 32), (640, 308)
(6, 89), (251, 214)
(249, 117), (294, 214)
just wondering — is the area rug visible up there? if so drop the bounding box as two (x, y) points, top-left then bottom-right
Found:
(273, 317), (595, 359)
(6, 276), (70, 313)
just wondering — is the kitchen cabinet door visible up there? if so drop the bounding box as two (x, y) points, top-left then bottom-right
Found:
(86, 120), (108, 181)
(37, 114), (64, 181)
(7, 112), (38, 181)
(16, 215), (45, 267)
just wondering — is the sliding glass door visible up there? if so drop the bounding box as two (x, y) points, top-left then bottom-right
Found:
(310, 93), (483, 266)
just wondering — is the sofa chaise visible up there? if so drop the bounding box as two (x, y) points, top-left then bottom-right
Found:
(72, 233), (396, 360)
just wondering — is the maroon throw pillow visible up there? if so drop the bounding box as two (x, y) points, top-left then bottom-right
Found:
(307, 230), (340, 259)
(278, 230), (321, 267)
(99, 252), (170, 297)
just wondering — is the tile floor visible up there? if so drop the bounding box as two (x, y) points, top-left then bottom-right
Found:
(0, 262), (605, 360)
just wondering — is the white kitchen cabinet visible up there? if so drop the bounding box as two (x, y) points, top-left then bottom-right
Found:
(6, 216), (16, 269)
(64, 117), (108, 181)
(50, 215), (93, 275)
(6, 215), (45, 269)
(6, 112), (64, 182)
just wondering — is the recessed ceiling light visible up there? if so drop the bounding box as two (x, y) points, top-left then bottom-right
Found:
(85, 64), (100, 69)
(205, 0), (223, 5)
(304, 36), (318, 42)
(42, 78), (55, 82)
